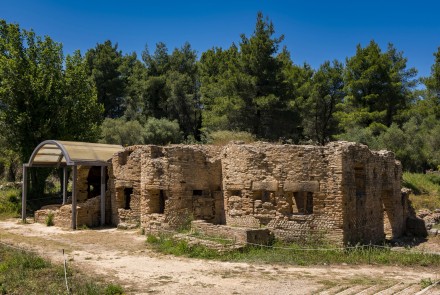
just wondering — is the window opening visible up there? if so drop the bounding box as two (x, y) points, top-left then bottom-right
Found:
(292, 191), (313, 214)
(230, 190), (241, 196)
(123, 188), (133, 210)
(159, 190), (165, 214)
(193, 190), (203, 196)
(354, 165), (366, 198)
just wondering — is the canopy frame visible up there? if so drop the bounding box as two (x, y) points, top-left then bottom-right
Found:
(22, 140), (123, 229)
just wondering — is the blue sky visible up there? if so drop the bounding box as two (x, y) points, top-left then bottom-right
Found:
(2, 0), (440, 79)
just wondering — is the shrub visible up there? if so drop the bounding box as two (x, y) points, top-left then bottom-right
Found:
(0, 187), (21, 218)
(100, 118), (144, 146)
(104, 284), (124, 295)
(143, 117), (183, 145)
(45, 212), (54, 226)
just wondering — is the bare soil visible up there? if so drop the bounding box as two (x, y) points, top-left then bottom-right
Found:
(0, 219), (439, 295)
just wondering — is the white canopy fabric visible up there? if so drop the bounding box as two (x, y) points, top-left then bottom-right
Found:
(27, 140), (124, 167)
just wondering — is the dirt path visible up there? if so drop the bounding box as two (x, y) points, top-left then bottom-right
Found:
(0, 219), (439, 294)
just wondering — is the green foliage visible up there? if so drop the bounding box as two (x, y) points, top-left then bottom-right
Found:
(60, 50), (103, 142)
(199, 12), (299, 141)
(100, 118), (144, 146)
(104, 284), (124, 295)
(403, 172), (440, 210)
(143, 117), (183, 145)
(0, 135), (20, 182)
(0, 187), (21, 218)
(85, 40), (126, 118)
(423, 47), (440, 112)
(0, 245), (124, 294)
(403, 172), (440, 196)
(340, 41), (417, 129)
(420, 278), (433, 289)
(100, 117), (183, 146)
(2, 15), (440, 175)
(0, 20), (102, 196)
(302, 60), (344, 144)
(338, 115), (440, 172)
(146, 235), (440, 267)
(203, 130), (256, 145)
(45, 212), (54, 226)
(146, 234), (221, 259)
(140, 42), (201, 139)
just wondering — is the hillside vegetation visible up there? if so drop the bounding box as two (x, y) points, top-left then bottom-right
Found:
(403, 172), (440, 211)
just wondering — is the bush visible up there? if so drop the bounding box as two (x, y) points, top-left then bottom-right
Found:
(100, 118), (144, 146)
(403, 172), (440, 210)
(0, 187), (21, 218)
(104, 284), (124, 295)
(45, 212), (54, 226)
(143, 117), (183, 145)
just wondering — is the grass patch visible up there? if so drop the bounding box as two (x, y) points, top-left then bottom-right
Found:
(0, 186), (21, 219)
(146, 234), (440, 267)
(420, 278), (434, 288)
(146, 233), (221, 259)
(403, 172), (440, 210)
(189, 231), (235, 246)
(45, 212), (54, 226)
(0, 244), (124, 294)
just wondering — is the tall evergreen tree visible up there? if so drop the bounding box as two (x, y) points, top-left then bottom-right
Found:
(200, 12), (301, 140)
(340, 40), (417, 129)
(422, 47), (440, 117)
(303, 60), (345, 145)
(85, 40), (125, 118)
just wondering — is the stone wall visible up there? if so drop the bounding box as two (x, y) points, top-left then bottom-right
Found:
(139, 145), (223, 230)
(109, 146), (143, 227)
(339, 143), (404, 244)
(222, 142), (346, 243)
(107, 141), (407, 245)
(34, 196), (101, 228)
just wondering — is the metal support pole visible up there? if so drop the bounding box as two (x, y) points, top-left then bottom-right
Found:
(100, 166), (105, 226)
(21, 165), (28, 223)
(71, 165), (77, 229)
(62, 166), (68, 205)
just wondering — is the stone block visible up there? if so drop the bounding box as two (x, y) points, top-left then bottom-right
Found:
(252, 181), (278, 191)
(283, 181), (320, 192)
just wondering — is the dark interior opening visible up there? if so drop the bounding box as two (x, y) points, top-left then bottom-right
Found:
(254, 190), (272, 203)
(354, 165), (366, 198)
(159, 190), (165, 214)
(87, 166), (109, 199)
(193, 190), (203, 196)
(231, 190), (241, 196)
(124, 188), (133, 210)
(293, 191), (313, 214)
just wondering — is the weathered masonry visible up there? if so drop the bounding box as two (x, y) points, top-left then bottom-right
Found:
(29, 141), (415, 245)
(108, 141), (410, 245)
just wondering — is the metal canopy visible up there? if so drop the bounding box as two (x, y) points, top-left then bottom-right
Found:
(27, 140), (124, 167)
(22, 140), (124, 229)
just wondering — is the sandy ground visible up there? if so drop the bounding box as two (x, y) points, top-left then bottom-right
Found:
(0, 219), (439, 295)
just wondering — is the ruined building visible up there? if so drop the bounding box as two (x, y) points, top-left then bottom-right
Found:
(33, 141), (414, 245)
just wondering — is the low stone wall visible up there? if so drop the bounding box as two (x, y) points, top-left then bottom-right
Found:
(191, 220), (273, 245)
(34, 196), (101, 228)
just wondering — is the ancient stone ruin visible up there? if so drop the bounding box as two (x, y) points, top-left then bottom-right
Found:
(35, 141), (419, 245)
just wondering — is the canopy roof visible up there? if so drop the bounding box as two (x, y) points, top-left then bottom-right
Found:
(27, 140), (124, 167)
